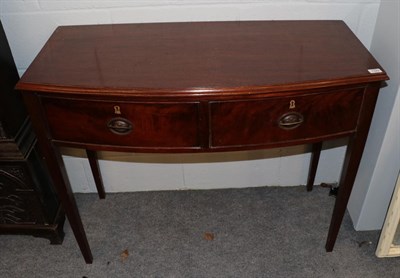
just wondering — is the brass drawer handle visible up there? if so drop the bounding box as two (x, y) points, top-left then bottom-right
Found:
(107, 118), (133, 135)
(278, 112), (304, 130)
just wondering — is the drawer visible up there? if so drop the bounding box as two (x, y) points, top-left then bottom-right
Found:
(210, 89), (363, 148)
(41, 98), (201, 149)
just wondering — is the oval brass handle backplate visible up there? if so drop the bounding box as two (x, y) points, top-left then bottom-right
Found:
(107, 118), (133, 135)
(278, 112), (304, 130)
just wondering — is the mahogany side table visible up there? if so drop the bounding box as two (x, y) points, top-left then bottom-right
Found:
(16, 21), (388, 263)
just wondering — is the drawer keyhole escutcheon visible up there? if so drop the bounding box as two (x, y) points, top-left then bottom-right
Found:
(107, 118), (133, 135)
(289, 100), (296, 109)
(114, 105), (122, 115)
(278, 112), (304, 130)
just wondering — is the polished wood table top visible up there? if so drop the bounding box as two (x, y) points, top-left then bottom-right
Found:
(19, 21), (386, 95)
(17, 21), (388, 263)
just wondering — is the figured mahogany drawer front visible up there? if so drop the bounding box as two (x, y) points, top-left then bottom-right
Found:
(41, 98), (201, 148)
(210, 89), (364, 148)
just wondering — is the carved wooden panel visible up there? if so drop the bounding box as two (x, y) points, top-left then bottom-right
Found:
(0, 165), (44, 224)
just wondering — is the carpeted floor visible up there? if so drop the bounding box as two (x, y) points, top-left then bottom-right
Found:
(1, 185), (399, 277)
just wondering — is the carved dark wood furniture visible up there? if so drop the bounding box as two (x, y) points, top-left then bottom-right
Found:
(0, 21), (65, 244)
(16, 21), (388, 263)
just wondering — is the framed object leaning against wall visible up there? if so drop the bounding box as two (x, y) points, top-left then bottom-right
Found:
(376, 171), (400, 257)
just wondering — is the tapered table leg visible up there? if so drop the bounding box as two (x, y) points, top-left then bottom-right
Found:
(38, 144), (93, 263)
(326, 135), (359, 251)
(23, 94), (93, 263)
(306, 142), (322, 191)
(86, 150), (106, 199)
(325, 85), (380, 252)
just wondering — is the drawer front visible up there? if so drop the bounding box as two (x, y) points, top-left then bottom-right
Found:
(41, 98), (201, 149)
(210, 89), (363, 148)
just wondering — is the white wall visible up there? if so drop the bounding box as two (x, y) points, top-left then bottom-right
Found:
(0, 0), (382, 194)
(348, 0), (400, 231)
